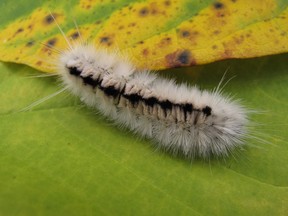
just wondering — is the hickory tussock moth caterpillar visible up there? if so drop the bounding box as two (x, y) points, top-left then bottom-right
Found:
(31, 12), (250, 159)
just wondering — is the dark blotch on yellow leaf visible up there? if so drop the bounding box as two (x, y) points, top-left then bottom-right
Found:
(178, 51), (191, 64)
(222, 49), (233, 58)
(100, 36), (113, 46)
(165, 50), (195, 68)
(26, 40), (35, 47)
(71, 32), (80, 40)
(36, 61), (42, 66)
(15, 28), (24, 35)
(44, 14), (55, 25)
(214, 2), (224, 9)
(128, 22), (136, 27)
(95, 20), (102, 25)
(158, 37), (171, 48)
(164, 0), (171, 6)
(139, 7), (149, 17)
(100, 36), (109, 42)
(47, 38), (57, 46)
(142, 48), (149, 56)
(181, 31), (190, 37)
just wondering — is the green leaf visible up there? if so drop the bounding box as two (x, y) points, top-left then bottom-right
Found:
(1, 53), (288, 215)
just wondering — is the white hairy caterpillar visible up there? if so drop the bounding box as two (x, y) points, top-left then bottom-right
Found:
(29, 13), (249, 159)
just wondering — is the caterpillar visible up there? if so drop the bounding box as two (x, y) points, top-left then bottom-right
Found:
(35, 13), (249, 159)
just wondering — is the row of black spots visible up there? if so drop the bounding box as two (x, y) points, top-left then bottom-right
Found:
(121, 89), (212, 121)
(68, 65), (213, 117)
(122, 91), (195, 120)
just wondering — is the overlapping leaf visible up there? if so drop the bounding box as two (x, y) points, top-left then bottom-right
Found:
(0, 0), (287, 72)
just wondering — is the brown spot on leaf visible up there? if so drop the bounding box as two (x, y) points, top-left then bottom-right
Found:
(26, 40), (35, 47)
(70, 32), (80, 40)
(142, 48), (149, 56)
(214, 2), (224, 9)
(139, 7), (149, 16)
(36, 61), (42, 66)
(47, 38), (57, 46)
(15, 28), (24, 34)
(95, 20), (102, 25)
(158, 37), (172, 48)
(212, 45), (218, 49)
(165, 50), (195, 68)
(128, 22), (136, 27)
(44, 14), (56, 25)
(234, 36), (244, 44)
(181, 30), (190, 37)
(164, 0), (171, 6)
(222, 49), (233, 58)
(100, 36), (113, 46)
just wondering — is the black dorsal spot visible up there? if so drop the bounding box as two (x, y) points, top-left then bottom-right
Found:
(68, 67), (81, 76)
(183, 103), (193, 113)
(123, 93), (142, 105)
(82, 76), (98, 87)
(159, 100), (173, 110)
(144, 97), (157, 107)
(102, 86), (119, 97)
(202, 106), (212, 116)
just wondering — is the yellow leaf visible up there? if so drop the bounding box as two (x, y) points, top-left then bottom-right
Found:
(0, 0), (287, 72)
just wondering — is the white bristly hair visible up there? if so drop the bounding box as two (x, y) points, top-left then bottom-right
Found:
(56, 42), (249, 159)
(36, 12), (250, 159)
